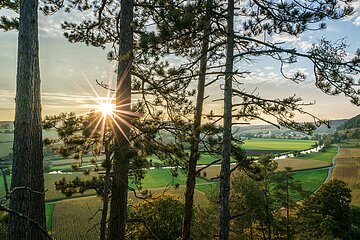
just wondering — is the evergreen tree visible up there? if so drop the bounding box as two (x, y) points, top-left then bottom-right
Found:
(297, 179), (352, 239)
(1, 0), (47, 239)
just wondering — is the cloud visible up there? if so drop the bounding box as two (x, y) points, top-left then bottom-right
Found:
(342, 1), (360, 26)
(271, 33), (314, 51)
(354, 16), (360, 26)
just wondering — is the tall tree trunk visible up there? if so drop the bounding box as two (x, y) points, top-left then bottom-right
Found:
(8, 0), (46, 239)
(109, 0), (133, 239)
(181, 39), (208, 239)
(286, 176), (289, 240)
(219, 0), (234, 239)
(29, 10), (46, 239)
(181, 2), (211, 239)
(100, 123), (111, 240)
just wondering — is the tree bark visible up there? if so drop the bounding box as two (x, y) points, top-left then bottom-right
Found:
(219, 0), (234, 239)
(109, 0), (133, 239)
(8, 0), (46, 239)
(29, 8), (46, 239)
(181, 2), (211, 239)
(100, 122), (111, 240)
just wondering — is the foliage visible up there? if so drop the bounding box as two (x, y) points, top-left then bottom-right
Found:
(338, 114), (360, 130)
(297, 179), (352, 239)
(127, 194), (184, 240)
(194, 155), (310, 240)
(0, 212), (7, 240)
(0, 0), (19, 31)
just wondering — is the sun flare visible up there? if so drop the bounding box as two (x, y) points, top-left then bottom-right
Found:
(98, 102), (115, 117)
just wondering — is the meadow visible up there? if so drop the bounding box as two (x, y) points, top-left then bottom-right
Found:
(242, 138), (316, 151)
(297, 145), (338, 163)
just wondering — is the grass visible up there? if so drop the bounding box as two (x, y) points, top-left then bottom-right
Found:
(0, 142), (12, 158)
(292, 169), (328, 193)
(338, 139), (360, 148)
(0, 173), (97, 202)
(0, 169), (213, 202)
(198, 153), (220, 165)
(242, 138), (316, 151)
(297, 145), (338, 163)
(131, 168), (210, 189)
(0, 133), (13, 142)
(195, 181), (218, 194)
(45, 203), (55, 231)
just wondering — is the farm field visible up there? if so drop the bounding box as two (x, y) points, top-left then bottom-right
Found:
(49, 168), (329, 239)
(0, 142), (12, 158)
(46, 203), (55, 231)
(51, 186), (209, 239)
(242, 138), (316, 151)
(0, 173), (97, 202)
(0, 134), (317, 165)
(0, 169), (212, 202)
(331, 143), (360, 206)
(274, 158), (330, 171)
(297, 145), (337, 163)
(0, 135), (325, 239)
(338, 139), (360, 148)
(292, 168), (328, 193)
(52, 196), (101, 240)
(196, 146), (334, 180)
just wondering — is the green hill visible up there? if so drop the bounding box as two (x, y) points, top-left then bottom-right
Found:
(337, 114), (360, 130)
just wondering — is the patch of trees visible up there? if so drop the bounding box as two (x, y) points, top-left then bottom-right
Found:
(338, 114), (360, 131)
(320, 128), (360, 147)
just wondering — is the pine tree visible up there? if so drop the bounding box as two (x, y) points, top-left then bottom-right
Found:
(4, 0), (47, 239)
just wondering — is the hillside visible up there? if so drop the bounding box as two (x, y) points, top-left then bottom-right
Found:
(337, 114), (360, 130)
(233, 119), (347, 136)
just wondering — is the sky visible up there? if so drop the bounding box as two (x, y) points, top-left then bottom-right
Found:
(0, 3), (359, 124)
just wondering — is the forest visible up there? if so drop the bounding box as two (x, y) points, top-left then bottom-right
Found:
(0, 0), (360, 239)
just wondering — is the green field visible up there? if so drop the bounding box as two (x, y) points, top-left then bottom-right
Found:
(242, 138), (316, 150)
(298, 145), (337, 163)
(130, 168), (211, 189)
(0, 142), (12, 158)
(292, 168), (328, 192)
(0, 169), (214, 202)
(0, 133), (13, 142)
(45, 203), (55, 231)
(338, 139), (360, 148)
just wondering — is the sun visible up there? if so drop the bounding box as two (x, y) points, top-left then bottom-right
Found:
(98, 102), (115, 117)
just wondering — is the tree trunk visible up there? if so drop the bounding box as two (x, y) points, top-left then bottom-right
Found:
(29, 9), (46, 239)
(181, 3), (210, 239)
(108, 0), (133, 239)
(100, 123), (111, 240)
(8, 0), (46, 239)
(219, 0), (234, 239)
(286, 176), (289, 240)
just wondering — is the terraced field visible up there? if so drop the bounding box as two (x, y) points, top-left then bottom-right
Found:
(331, 141), (360, 206)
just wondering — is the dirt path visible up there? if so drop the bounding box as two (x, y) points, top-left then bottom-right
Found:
(324, 144), (340, 183)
